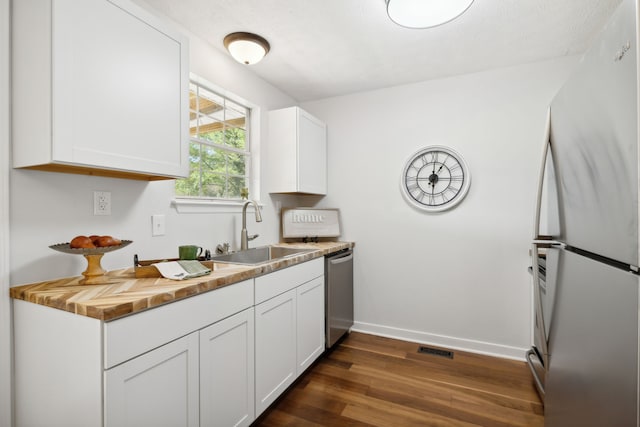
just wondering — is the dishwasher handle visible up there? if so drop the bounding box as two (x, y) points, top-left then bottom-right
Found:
(328, 251), (353, 265)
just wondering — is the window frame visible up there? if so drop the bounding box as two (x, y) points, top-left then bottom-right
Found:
(173, 73), (261, 213)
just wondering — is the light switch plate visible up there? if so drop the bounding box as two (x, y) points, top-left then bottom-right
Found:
(152, 214), (166, 236)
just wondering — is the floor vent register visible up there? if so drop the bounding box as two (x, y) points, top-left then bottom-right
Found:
(418, 346), (454, 359)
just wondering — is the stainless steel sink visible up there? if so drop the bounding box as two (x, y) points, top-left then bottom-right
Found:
(212, 245), (313, 265)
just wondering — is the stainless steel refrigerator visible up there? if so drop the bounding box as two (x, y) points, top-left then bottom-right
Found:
(528, 0), (640, 425)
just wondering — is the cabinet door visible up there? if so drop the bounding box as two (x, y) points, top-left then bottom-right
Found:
(105, 333), (199, 427)
(200, 308), (255, 427)
(268, 107), (327, 195)
(52, 0), (188, 177)
(254, 289), (297, 416)
(297, 109), (327, 194)
(296, 276), (325, 375)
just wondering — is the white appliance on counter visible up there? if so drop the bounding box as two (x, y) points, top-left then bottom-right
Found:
(282, 208), (354, 348)
(528, 0), (639, 425)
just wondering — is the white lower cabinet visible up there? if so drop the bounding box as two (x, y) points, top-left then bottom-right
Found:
(105, 307), (257, 427)
(254, 257), (325, 417)
(200, 308), (255, 427)
(105, 333), (200, 427)
(296, 276), (326, 375)
(255, 289), (298, 415)
(13, 258), (328, 427)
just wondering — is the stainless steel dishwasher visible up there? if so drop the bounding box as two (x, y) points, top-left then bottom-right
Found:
(325, 249), (354, 348)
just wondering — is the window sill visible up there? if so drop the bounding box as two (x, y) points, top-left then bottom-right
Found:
(172, 198), (263, 214)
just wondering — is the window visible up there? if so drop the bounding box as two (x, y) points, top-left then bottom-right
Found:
(176, 78), (251, 200)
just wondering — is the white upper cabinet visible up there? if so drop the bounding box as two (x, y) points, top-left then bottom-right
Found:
(12, 0), (189, 180)
(268, 106), (327, 194)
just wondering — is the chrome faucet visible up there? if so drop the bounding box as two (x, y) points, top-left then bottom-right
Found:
(241, 200), (262, 250)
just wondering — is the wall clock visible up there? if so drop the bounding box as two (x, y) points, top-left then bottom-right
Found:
(400, 145), (471, 212)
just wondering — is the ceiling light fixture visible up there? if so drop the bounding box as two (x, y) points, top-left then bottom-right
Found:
(385, 0), (474, 29)
(223, 32), (270, 65)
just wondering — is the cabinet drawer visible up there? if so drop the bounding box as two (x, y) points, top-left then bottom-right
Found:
(104, 280), (253, 369)
(255, 258), (323, 304)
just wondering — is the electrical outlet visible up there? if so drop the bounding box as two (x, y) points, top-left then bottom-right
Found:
(94, 191), (111, 215)
(152, 214), (166, 236)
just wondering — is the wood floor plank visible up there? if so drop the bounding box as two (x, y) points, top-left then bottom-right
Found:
(302, 379), (469, 427)
(352, 361), (541, 426)
(365, 382), (538, 427)
(334, 344), (538, 403)
(450, 393), (543, 427)
(341, 402), (479, 427)
(254, 332), (543, 427)
(256, 409), (324, 427)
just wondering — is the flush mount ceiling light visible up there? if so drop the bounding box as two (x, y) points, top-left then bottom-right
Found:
(385, 0), (474, 29)
(223, 32), (270, 65)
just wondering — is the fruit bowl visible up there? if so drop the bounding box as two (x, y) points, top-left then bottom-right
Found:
(49, 240), (132, 285)
(49, 240), (132, 255)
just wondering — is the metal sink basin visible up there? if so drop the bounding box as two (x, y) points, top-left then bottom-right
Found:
(212, 245), (313, 265)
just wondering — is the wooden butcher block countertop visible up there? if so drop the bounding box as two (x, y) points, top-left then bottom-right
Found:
(10, 242), (353, 322)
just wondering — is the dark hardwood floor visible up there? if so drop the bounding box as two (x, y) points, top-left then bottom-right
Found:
(254, 332), (543, 427)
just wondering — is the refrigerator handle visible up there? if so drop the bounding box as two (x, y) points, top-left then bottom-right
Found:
(531, 242), (549, 367)
(525, 349), (546, 398)
(533, 107), (551, 240)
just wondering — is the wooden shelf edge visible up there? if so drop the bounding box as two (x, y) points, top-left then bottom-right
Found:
(16, 163), (179, 181)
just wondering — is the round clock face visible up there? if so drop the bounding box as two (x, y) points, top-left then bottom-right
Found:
(400, 146), (471, 212)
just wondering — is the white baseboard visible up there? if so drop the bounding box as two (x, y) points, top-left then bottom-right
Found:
(351, 321), (528, 361)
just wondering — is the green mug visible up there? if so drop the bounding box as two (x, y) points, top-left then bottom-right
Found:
(179, 245), (203, 260)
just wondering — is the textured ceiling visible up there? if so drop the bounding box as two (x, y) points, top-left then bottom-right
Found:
(140, 0), (623, 102)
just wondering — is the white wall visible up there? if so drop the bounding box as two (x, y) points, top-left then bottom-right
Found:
(1, 0), (12, 425)
(302, 57), (578, 359)
(8, 6), (303, 287)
